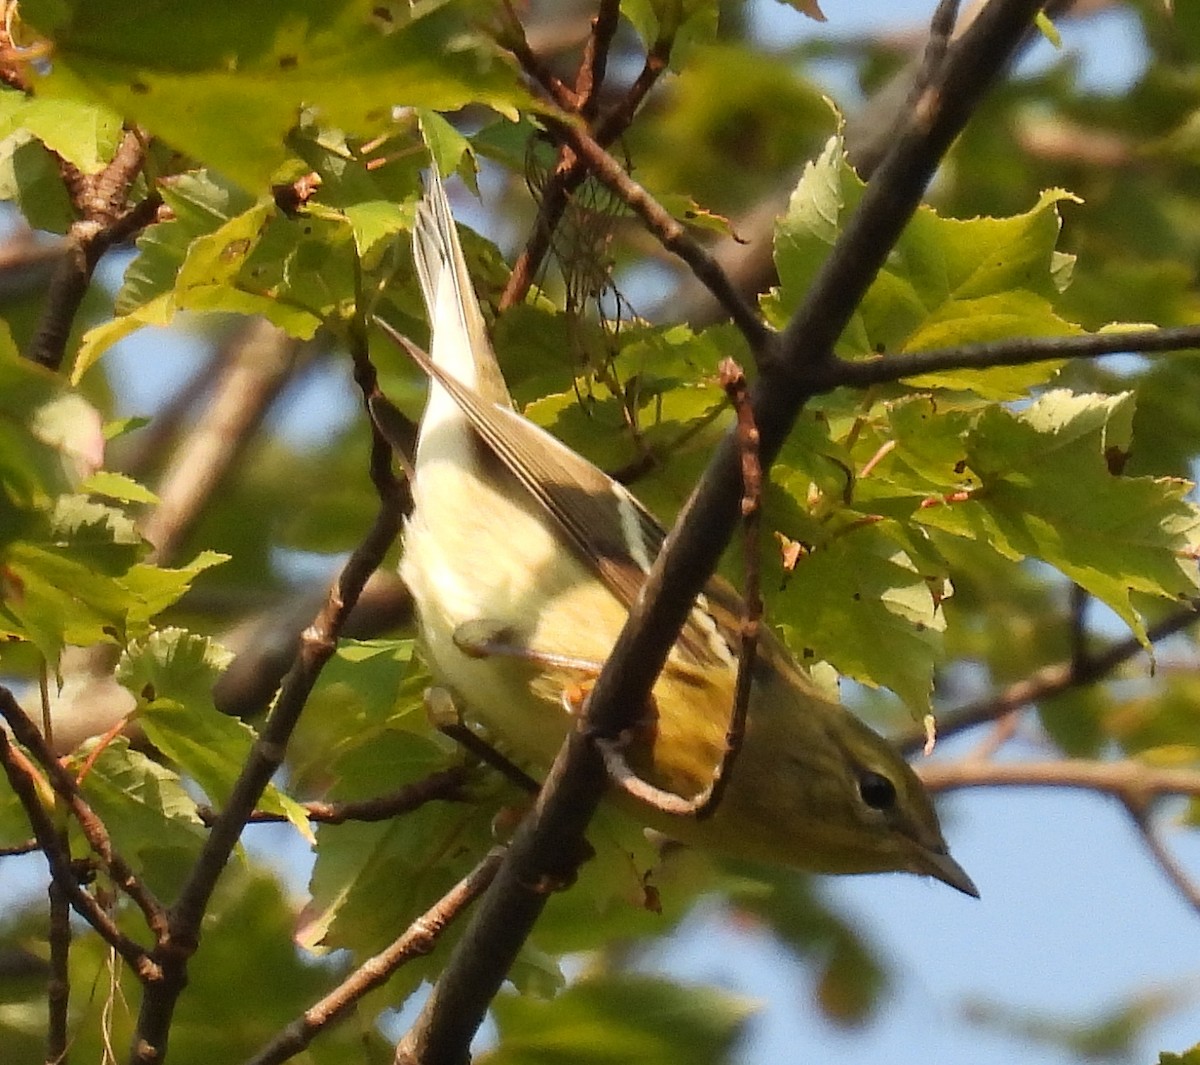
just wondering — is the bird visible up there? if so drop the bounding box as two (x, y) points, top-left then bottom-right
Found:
(374, 168), (977, 897)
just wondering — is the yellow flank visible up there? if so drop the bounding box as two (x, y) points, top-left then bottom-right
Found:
(389, 169), (978, 897)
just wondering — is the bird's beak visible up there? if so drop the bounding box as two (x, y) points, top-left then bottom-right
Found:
(922, 848), (980, 898)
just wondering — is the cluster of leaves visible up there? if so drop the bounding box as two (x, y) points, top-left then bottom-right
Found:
(0, 1), (1199, 1064)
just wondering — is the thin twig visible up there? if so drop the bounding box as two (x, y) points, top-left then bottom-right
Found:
(920, 755), (1200, 914)
(0, 687), (167, 937)
(812, 325), (1200, 395)
(918, 757), (1200, 800)
(539, 118), (772, 354)
(0, 838), (39, 856)
(498, 1), (673, 312)
(603, 360), (766, 818)
(697, 359), (763, 819)
(47, 878), (71, 1064)
(248, 850), (503, 1065)
(196, 767), (473, 827)
(909, 0), (960, 103)
(897, 602), (1200, 755)
(0, 723), (156, 977)
(575, 0), (621, 119)
(1128, 806), (1200, 917)
(128, 329), (407, 1065)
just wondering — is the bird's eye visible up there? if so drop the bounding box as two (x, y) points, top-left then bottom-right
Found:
(858, 770), (897, 810)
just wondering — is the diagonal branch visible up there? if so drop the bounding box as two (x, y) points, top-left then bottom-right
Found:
(538, 119), (772, 353)
(128, 331), (407, 1065)
(247, 850), (503, 1065)
(897, 602), (1200, 755)
(0, 708), (156, 977)
(0, 686), (167, 939)
(396, 2), (1048, 1063)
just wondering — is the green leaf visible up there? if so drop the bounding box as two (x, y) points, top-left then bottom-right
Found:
(81, 470), (158, 504)
(1, 499), (145, 661)
(24, 0), (530, 192)
(771, 519), (947, 713)
(0, 135), (74, 232)
(76, 737), (206, 897)
(118, 629), (257, 807)
(118, 550), (228, 628)
(17, 96), (123, 174)
(117, 170), (257, 314)
(484, 974), (755, 1065)
(770, 136), (1081, 399)
(917, 390), (1200, 647)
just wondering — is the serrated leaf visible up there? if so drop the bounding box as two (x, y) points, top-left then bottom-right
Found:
(118, 550), (228, 627)
(76, 737), (205, 896)
(772, 521), (946, 713)
(117, 171), (257, 314)
(771, 136), (1081, 399)
(24, 0), (530, 192)
(81, 470), (158, 504)
(917, 390), (1200, 647)
(118, 628), (257, 807)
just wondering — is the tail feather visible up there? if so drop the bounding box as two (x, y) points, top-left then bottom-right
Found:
(412, 170), (512, 407)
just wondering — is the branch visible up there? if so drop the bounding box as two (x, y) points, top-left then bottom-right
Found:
(917, 757), (1200, 799)
(919, 754), (1200, 914)
(814, 324), (1200, 394)
(138, 318), (304, 566)
(197, 766), (472, 827)
(0, 686), (168, 939)
(248, 850), (503, 1065)
(397, 3), (1047, 1063)
(47, 871), (72, 1064)
(897, 602), (1200, 755)
(129, 333), (407, 1065)
(27, 130), (161, 372)
(538, 118), (772, 353)
(1129, 808), (1200, 917)
(0, 710), (156, 977)
(497, 0), (673, 311)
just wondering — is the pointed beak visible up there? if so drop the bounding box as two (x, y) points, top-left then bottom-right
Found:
(922, 848), (980, 898)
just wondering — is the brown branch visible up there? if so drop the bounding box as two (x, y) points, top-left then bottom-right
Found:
(248, 850), (503, 1065)
(0, 838), (40, 856)
(496, 2), (579, 111)
(395, 5), (1051, 1062)
(812, 325), (1200, 395)
(575, 0), (621, 119)
(0, 716), (156, 977)
(920, 754), (1200, 914)
(128, 331), (407, 1065)
(1129, 807), (1200, 917)
(918, 757), (1200, 800)
(28, 130), (161, 372)
(0, 687), (168, 938)
(497, 1), (673, 312)
(538, 119), (772, 354)
(139, 319), (304, 566)
(47, 877), (72, 1064)
(197, 766), (472, 827)
(897, 602), (1200, 755)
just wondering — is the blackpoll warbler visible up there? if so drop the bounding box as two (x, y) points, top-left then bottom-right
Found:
(378, 170), (977, 896)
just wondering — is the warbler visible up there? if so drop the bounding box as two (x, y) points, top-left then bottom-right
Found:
(378, 169), (977, 897)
